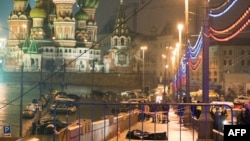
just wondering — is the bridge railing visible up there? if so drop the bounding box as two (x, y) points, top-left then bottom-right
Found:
(49, 102), (233, 141)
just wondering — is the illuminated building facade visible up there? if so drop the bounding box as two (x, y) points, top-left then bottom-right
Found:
(4, 0), (102, 72)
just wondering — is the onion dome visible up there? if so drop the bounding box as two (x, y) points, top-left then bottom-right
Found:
(84, 0), (99, 8)
(30, 0), (47, 18)
(75, 9), (88, 21)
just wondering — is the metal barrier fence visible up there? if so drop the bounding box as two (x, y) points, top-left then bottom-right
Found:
(49, 101), (234, 141)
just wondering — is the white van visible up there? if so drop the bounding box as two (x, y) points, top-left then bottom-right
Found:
(210, 101), (234, 108)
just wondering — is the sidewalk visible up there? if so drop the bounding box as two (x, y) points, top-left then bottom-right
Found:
(109, 107), (198, 141)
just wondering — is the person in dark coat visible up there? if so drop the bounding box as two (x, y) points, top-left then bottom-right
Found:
(177, 104), (185, 123)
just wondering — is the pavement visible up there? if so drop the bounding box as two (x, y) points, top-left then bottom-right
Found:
(109, 107), (198, 141)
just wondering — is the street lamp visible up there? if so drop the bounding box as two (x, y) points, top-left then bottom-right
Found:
(141, 46), (147, 92)
(91, 58), (97, 92)
(184, 0), (191, 103)
(164, 64), (169, 101)
(162, 54), (167, 101)
(61, 59), (65, 92)
(177, 24), (183, 102)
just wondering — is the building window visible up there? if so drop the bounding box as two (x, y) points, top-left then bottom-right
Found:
(121, 38), (124, 46)
(241, 50), (245, 55)
(229, 50), (232, 55)
(248, 60), (250, 66)
(242, 60), (245, 66)
(224, 50), (226, 55)
(115, 38), (118, 46)
(224, 60), (226, 65)
(214, 78), (217, 82)
(214, 71), (217, 76)
(229, 60), (232, 65)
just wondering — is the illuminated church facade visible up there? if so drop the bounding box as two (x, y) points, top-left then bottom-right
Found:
(3, 0), (103, 73)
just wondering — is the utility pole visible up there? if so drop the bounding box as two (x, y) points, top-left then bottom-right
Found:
(19, 64), (23, 137)
(197, 0), (213, 140)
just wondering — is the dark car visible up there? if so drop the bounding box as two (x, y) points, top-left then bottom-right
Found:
(22, 109), (35, 119)
(66, 94), (81, 101)
(49, 103), (77, 114)
(105, 91), (118, 96)
(37, 118), (68, 134)
(91, 90), (106, 97)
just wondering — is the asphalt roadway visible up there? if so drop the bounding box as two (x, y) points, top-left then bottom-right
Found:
(109, 107), (198, 141)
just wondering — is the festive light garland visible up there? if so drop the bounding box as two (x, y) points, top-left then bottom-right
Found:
(209, 0), (238, 18)
(210, 19), (250, 41)
(210, 7), (250, 34)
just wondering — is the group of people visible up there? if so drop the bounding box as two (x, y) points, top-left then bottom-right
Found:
(137, 101), (170, 123)
(210, 105), (228, 131)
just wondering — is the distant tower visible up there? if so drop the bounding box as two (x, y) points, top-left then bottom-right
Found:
(53, 0), (76, 47)
(40, 0), (56, 39)
(83, 0), (99, 47)
(8, 0), (31, 46)
(103, 0), (131, 73)
(110, 0), (131, 72)
(30, 0), (47, 40)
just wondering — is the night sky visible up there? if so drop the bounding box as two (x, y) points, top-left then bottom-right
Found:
(0, 0), (184, 38)
(0, 0), (249, 39)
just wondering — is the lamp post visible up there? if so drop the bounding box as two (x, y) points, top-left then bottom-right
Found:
(177, 24), (183, 102)
(177, 24), (183, 58)
(61, 59), (65, 92)
(91, 58), (97, 92)
(164, 64), (169, 101)
(184, 0), (191, 103)
(141, 46), (147, 92)
(162, 54), (167, 101)
(162, 54), (170, 101)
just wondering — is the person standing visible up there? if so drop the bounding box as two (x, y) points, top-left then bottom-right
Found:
(177, 104), (185, 124)
(195, 101), (202, 119)
(162, 101), (170, 123)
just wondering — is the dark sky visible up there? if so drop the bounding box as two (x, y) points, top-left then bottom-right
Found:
(0, 0), (184, 37)
(0, 0), (249, 38)
(0, 0), (35, 37)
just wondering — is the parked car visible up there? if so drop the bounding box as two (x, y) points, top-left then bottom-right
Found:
(25, 103), (37, 112)
(50, 90), (67, 97)
(91, 90), (106, 97)
(105, 91), (118, 96)
(32, 98), (47, 107)
(49, 103), (77, 114)
(234, 96), (250, 104)
(65, 94), (81, 101)
(22, 109), (35, 119)
(37, 118), (68, 134)
(121, 91), (136, 98)
(120, 100), (142, 112)
(54, 95), (75, 102)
